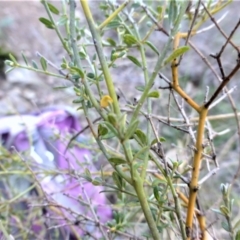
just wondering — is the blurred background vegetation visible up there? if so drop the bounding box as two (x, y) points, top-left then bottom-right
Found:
(0, 0), (240, 239)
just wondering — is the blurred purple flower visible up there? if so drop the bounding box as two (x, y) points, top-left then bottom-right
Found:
(0, 107), (112, 238)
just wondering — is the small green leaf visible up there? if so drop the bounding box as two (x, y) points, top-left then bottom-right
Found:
(168, 0), (178, 26)
(147, 91), (160, 98)
(152, 179), (167, 187)
(72, 97), (84, 104)
(87, 73), (95, 79)
(123, 34), (138, 46)
(221, 221), (230, 232)
(53, 86), (71, 90)
(4, 60), (14, 67)
(112, 172), (123, 189)
(92, 177), (102, 186)
(109, 157), (126, 165)
(106, 20), (122, 29)
(127, 55), (142, 68)
(156, 6), (162, 14)
(106, 38), (117, 47)
(234, 219), (240, 230)
(21, 52), (28, 66)
(39, 17), (54, 29)
(153, 186), (161, 202)
(135, 85), (145, 92)
(164, 46), (190, 65)
(100, 131), (116, 140)
(145, 41), (159, 55)
(47, 2), (59, 15)
(151, 137), (166, 146)
(70, 67), (84, 78)
(79, 51), (87, 59)
(5, 67), (15, 74)
(124, 120), (139, 141)
(57, 15), (68, 26)
(98, 124), (108, 137)
(220, 205), (230, 217)
(111, 50), (126, 61)
(40, 57), (47, 71)
(211, 208), (224, 216)
(9, 53), (17, 65)
(84, 168), (92, 182)
(32, 60), (38, 69)
(61, 63), (67, 69)
(102, 121), (119, 137)
(235, 230), (240, 240)
(135, 129), (147, 145)
(107, 113), (117, 127)
(133, 146), (150, 162)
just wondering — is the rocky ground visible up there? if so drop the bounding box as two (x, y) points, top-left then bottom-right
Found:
(0, 1), (239, 116)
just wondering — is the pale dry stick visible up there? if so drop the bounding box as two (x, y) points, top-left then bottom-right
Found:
(205, 62), (240, 108)
(171, 91), (196, 143)
(201, 1), (240, 53)
(188, 40), (222, 82)
(187, 145), (215, 162)
(198, 167), (219, 185)
(147, 115), (168, 173)
(11, 147), (49, 200)
(79, 180), (109, 240)
(36, 51), (77, 85)
(178, 0), (201, 65)
(147, 115), (187, 239)
(196, 11), (228, 35)
(209, 86), (237, 110)
(205, 120), (218, 167)
(141, 3), (169, 36)
(122, 107), (240, 123)
(36, 52), (65, 76)
(184, 0), (201, 46)
(167, 89), (171, 124)
(218, 132), (237, 162)
(204, 86), (209, 103)
(158, 118), (190, 133)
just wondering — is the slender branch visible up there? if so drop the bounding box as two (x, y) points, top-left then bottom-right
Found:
(69, 0), (82, 67)
(80, 0), (120, 116)
(205, 61), (240, 108)
(186, 107), (208, 238)
(41, 0), (72, 57)
(98, 0), (129, 30)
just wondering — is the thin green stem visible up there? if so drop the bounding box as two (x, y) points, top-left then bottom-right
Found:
(130, 1), (189, 124)
(168, 178), (187, 239)
(121, 141), (161, 240)
(16, 64), (69, 80)
(41, 0), (72, 57)
(0, 220), (10, 239)
(98, 0), (130, 30)
(69, 0), (82, 67)
(62, 0), (70, 36)
(80, 0), (120, 116)
(139, 41), (151, 180)
(133, 173), (161, 240)
(82, 104), (132, 185)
